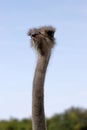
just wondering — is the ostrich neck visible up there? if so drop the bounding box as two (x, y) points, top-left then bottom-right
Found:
(32, 54), (50, 130)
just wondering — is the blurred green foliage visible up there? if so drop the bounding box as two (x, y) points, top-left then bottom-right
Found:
(0, 107), (87, 130)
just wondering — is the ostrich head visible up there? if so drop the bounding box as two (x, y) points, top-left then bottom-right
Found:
(28, 26), (56, 56)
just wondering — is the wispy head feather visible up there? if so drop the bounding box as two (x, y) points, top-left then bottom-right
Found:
(28, 26), (56, 56)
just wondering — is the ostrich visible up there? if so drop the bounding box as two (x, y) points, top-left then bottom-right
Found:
(28, 26), (56, 130)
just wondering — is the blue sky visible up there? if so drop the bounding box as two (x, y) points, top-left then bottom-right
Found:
(0, 0), (87, 120)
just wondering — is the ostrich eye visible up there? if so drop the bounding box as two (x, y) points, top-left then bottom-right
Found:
(31, 32), (41, 37)
(31, 33), (37, 37)
(46, 31), (54, 37)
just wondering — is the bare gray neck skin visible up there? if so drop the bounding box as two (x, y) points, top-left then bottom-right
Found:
(32, 54), (50, 130)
